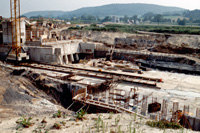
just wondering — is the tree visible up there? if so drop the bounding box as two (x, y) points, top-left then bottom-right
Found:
(143, 12), (155, 21)
(123, 15), (129, 23)
(177, 19), (187, 26)
(153, 14), (163, 25)
(30, 15), (42, 19)
(20, 15), (27, 18)
(189, 17), (193, 22)
(132, 15), (138, 24)
(101, 16), (112, 23)
(87, 15), (96, 21)
(80, 15), (87, 20)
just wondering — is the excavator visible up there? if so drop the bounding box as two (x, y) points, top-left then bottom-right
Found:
(4, 0), (29, 62)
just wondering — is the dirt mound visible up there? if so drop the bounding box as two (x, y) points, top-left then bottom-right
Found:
(0, 67), (66, 119)
(63, 30), (200, 57)
(153, 35), (200, 55)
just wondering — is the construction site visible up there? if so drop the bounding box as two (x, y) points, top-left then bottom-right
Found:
(0, 0), (200, 133)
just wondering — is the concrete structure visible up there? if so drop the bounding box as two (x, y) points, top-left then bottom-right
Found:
(26, 28), (48, 41)
(2, 20), (26, 45)
(27, 40), (96, 65)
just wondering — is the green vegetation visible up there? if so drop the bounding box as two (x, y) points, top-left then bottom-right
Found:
(76, 109), (87, 120)
(184, 10), (200, 19)
(115, 115), (120, 126)
(16, 116), (34, 130)
(146, 121), (183, 129)
(177, 19), (187, 25)
(96, 115), (102, 132)
(95, 115), (107, 132)
(53, 110), (62, 118)
(52, 122), (62, 130)
(69, 24), (200, 35)
(108, 112), (114, 119)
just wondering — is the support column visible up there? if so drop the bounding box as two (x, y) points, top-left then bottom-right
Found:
(65, 55), (69, 64)
(70, 54), (74, 62)
(30, 31), (33, 40)
(60, 35), (63, 41)
(48, 31), (51, 39)
(37, 31), (40, 39)
(76, 53), (79, 61)
(55, 55), (63, 65)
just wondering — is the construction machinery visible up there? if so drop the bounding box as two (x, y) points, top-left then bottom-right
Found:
(4, 0), (29, 62)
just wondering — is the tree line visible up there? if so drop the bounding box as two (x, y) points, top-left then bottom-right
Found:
(27, 9), (200, 26)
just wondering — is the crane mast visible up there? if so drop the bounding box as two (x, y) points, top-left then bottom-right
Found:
(10, 0), (21, 59)
(4, 0), (29, 62)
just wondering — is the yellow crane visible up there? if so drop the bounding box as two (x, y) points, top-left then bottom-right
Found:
(4, 0), (29, 62)
(10, 0), (21, 60)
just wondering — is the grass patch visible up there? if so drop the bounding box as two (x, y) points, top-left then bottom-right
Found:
(76, 109), (87, 120)
(53, 110), (62, 118)
(68, 24), (200, 35)
(146, 120), (182, 129)
(16, 116), (34, 130)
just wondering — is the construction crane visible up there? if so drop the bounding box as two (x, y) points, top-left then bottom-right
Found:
(4, 0), (29, 62)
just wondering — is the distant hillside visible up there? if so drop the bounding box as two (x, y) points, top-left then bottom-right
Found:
(184, 10), (200, 19)
(23, 11), (65, 18)
(62, 3), (185, 17)
(23, 3), (185, 18)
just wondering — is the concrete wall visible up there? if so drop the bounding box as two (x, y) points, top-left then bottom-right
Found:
(51, 42), (80, 55)
(2, 22), (12, 44)
(2, 20), (26, 45)
(28, 41), (97, 65)
(28, 47), (54, 63)
(185, 115), (200, 131)
(79, 42), (96, 53)
(20, 21), (26, 44)
(28, 41), (82, 64)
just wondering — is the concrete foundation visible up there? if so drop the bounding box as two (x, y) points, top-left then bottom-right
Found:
(27, 40), (96, 64)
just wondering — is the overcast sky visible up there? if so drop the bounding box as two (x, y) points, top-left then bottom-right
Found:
(0, 0), (199, 17)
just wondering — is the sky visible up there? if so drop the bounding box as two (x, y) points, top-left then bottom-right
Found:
(0, 0), (199, 18)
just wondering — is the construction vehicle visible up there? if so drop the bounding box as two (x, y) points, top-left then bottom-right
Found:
(4, 0), (29, 62)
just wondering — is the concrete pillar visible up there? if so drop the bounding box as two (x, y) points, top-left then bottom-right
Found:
(40, 37), (42, 43)
(64, 55), (69, 64)
(76, 53), (79, 61)
(60, 35), (63, 41)
(48, 31), (51, 39)
(37, 31), (40, 38)
(30, 31), (33, 39)
(56, 55), (63, 65)
(70, 54), (74, 62)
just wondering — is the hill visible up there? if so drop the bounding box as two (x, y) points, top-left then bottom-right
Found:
(184, 9), (200, 19)
(23, 3), (185, 18)
(23, 11), (66, 18)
